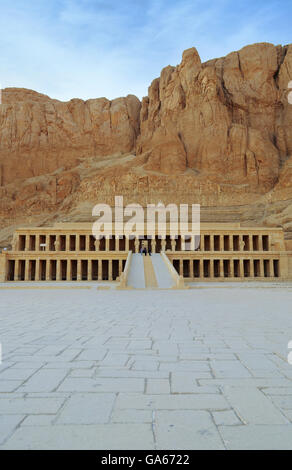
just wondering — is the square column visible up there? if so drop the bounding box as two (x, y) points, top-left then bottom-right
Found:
(85, 235), (90, 252)
(56, 259), (61, 281)
(210, 259), (214, 278)
(66, 235), (70, 251)
(199, 259), (203, 278)
(249, 235), (253, 252)
(200, 235), (205, 251)
(239, 259), (244, 278)
(119, 259), (123, 276)
(219, 259), (224, 277)
(108, 260), (113, 281)
(220, 235), (224, 251)
(67, 260), (72, 281)
(230, 259), (234, 278)
(178, 259), (182, 276)
(250, 258), (254, 277)
(88, 260), (92, 281)
(36, 234), (40, 252)
(115, 237), (119, 251)
(270, 259), (275, 277)
(125, 237), (130, 252)
(77, 259), (81, 281)
(24, 260), (29, 280)
(76, 235), (80, 252)
(259, 259), (264, 277)
(259, 236), (263, 251)
(46, 260), (50, 281)
(15, 259), (19, 281)
(190, 259), (194, 278)
(181, 237), (186, 251)
(98, 261), (102, 281)
(105, 238), (110, 252)
(35, 259), (40, 281)
(44, 235), (49, 251)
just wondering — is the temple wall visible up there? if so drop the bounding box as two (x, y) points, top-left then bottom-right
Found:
(0, 253), (7, 282)
(1, 223), (291, 282)
(288, 255), (292, 279)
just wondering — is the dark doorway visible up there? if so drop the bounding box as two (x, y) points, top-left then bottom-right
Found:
(7, 260), (15, 281)
(173, 259), (180, 274)
(183, 260), (190, 277)
(92, 260), (98, 280)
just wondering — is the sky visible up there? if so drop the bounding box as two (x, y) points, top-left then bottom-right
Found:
(0, 0), (291, 101)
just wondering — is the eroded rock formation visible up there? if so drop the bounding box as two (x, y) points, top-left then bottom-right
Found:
(0, 90), (141, 185)
(138, 43), (292, 189)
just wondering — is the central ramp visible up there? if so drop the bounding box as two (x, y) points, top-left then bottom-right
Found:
(126, 253), (177, 289)
(127, 253), (145, 288)
(151, 254), (174, 289)
(143, 256), (158, 288)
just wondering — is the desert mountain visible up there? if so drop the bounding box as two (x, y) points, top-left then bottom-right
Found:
(0, 42), (292, 247)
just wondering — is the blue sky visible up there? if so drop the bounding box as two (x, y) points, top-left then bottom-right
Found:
(1, 0), (291, 101)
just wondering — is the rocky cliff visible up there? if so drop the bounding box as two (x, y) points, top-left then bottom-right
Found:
(0, 42), (292, 246)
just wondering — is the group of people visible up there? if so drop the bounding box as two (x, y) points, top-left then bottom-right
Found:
(140, 241), (152, 256)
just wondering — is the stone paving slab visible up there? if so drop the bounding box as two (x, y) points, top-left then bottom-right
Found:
(58, 377), (145, 392)
(115, 393), (229, 410)
(1, 424), (154, 450)
(0, 415), (25, 445)
(55, 393), (116, 424)
(212, 410), (242, 426)
(0, 397), (66, 415)
(0, 381), (24, 392)
(0, 286), (292, 449)
(219, 424), (292, 450)
(222, 386), (289, 424)
(146, 379), (170, 394)
(171, 372), (216, 393)
(18, 369), (69, 393)
(154, 410), (225, 450)
(263, 387), (292, 395)
(111, 409), (152, 423)
(0, 368), (40, 380)
(21, 415), (54, 426)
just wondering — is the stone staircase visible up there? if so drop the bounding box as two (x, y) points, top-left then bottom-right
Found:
(124, 252), (185, 289)
(150, 253), (174, 288)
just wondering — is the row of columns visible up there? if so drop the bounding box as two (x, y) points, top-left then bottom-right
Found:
(11, 259), (125, 281)
(16, 234), (269, 253)
(19, 234), (93, 252)
(200, 234), (266, 252)
(19, 235), (126, 252)
(174, 258), (278, 278)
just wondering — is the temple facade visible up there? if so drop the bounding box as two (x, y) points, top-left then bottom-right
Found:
(0, 222), (292, 283)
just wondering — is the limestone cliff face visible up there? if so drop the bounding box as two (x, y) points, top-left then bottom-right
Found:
(0, 42), (292, 246)
(137, 43), (292, 190)
(0, 89), (141, 185)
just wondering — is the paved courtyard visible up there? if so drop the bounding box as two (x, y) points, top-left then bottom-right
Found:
(0, 284), (292, 449)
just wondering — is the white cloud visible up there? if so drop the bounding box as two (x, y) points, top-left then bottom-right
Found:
(0, 0), (290, 101)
